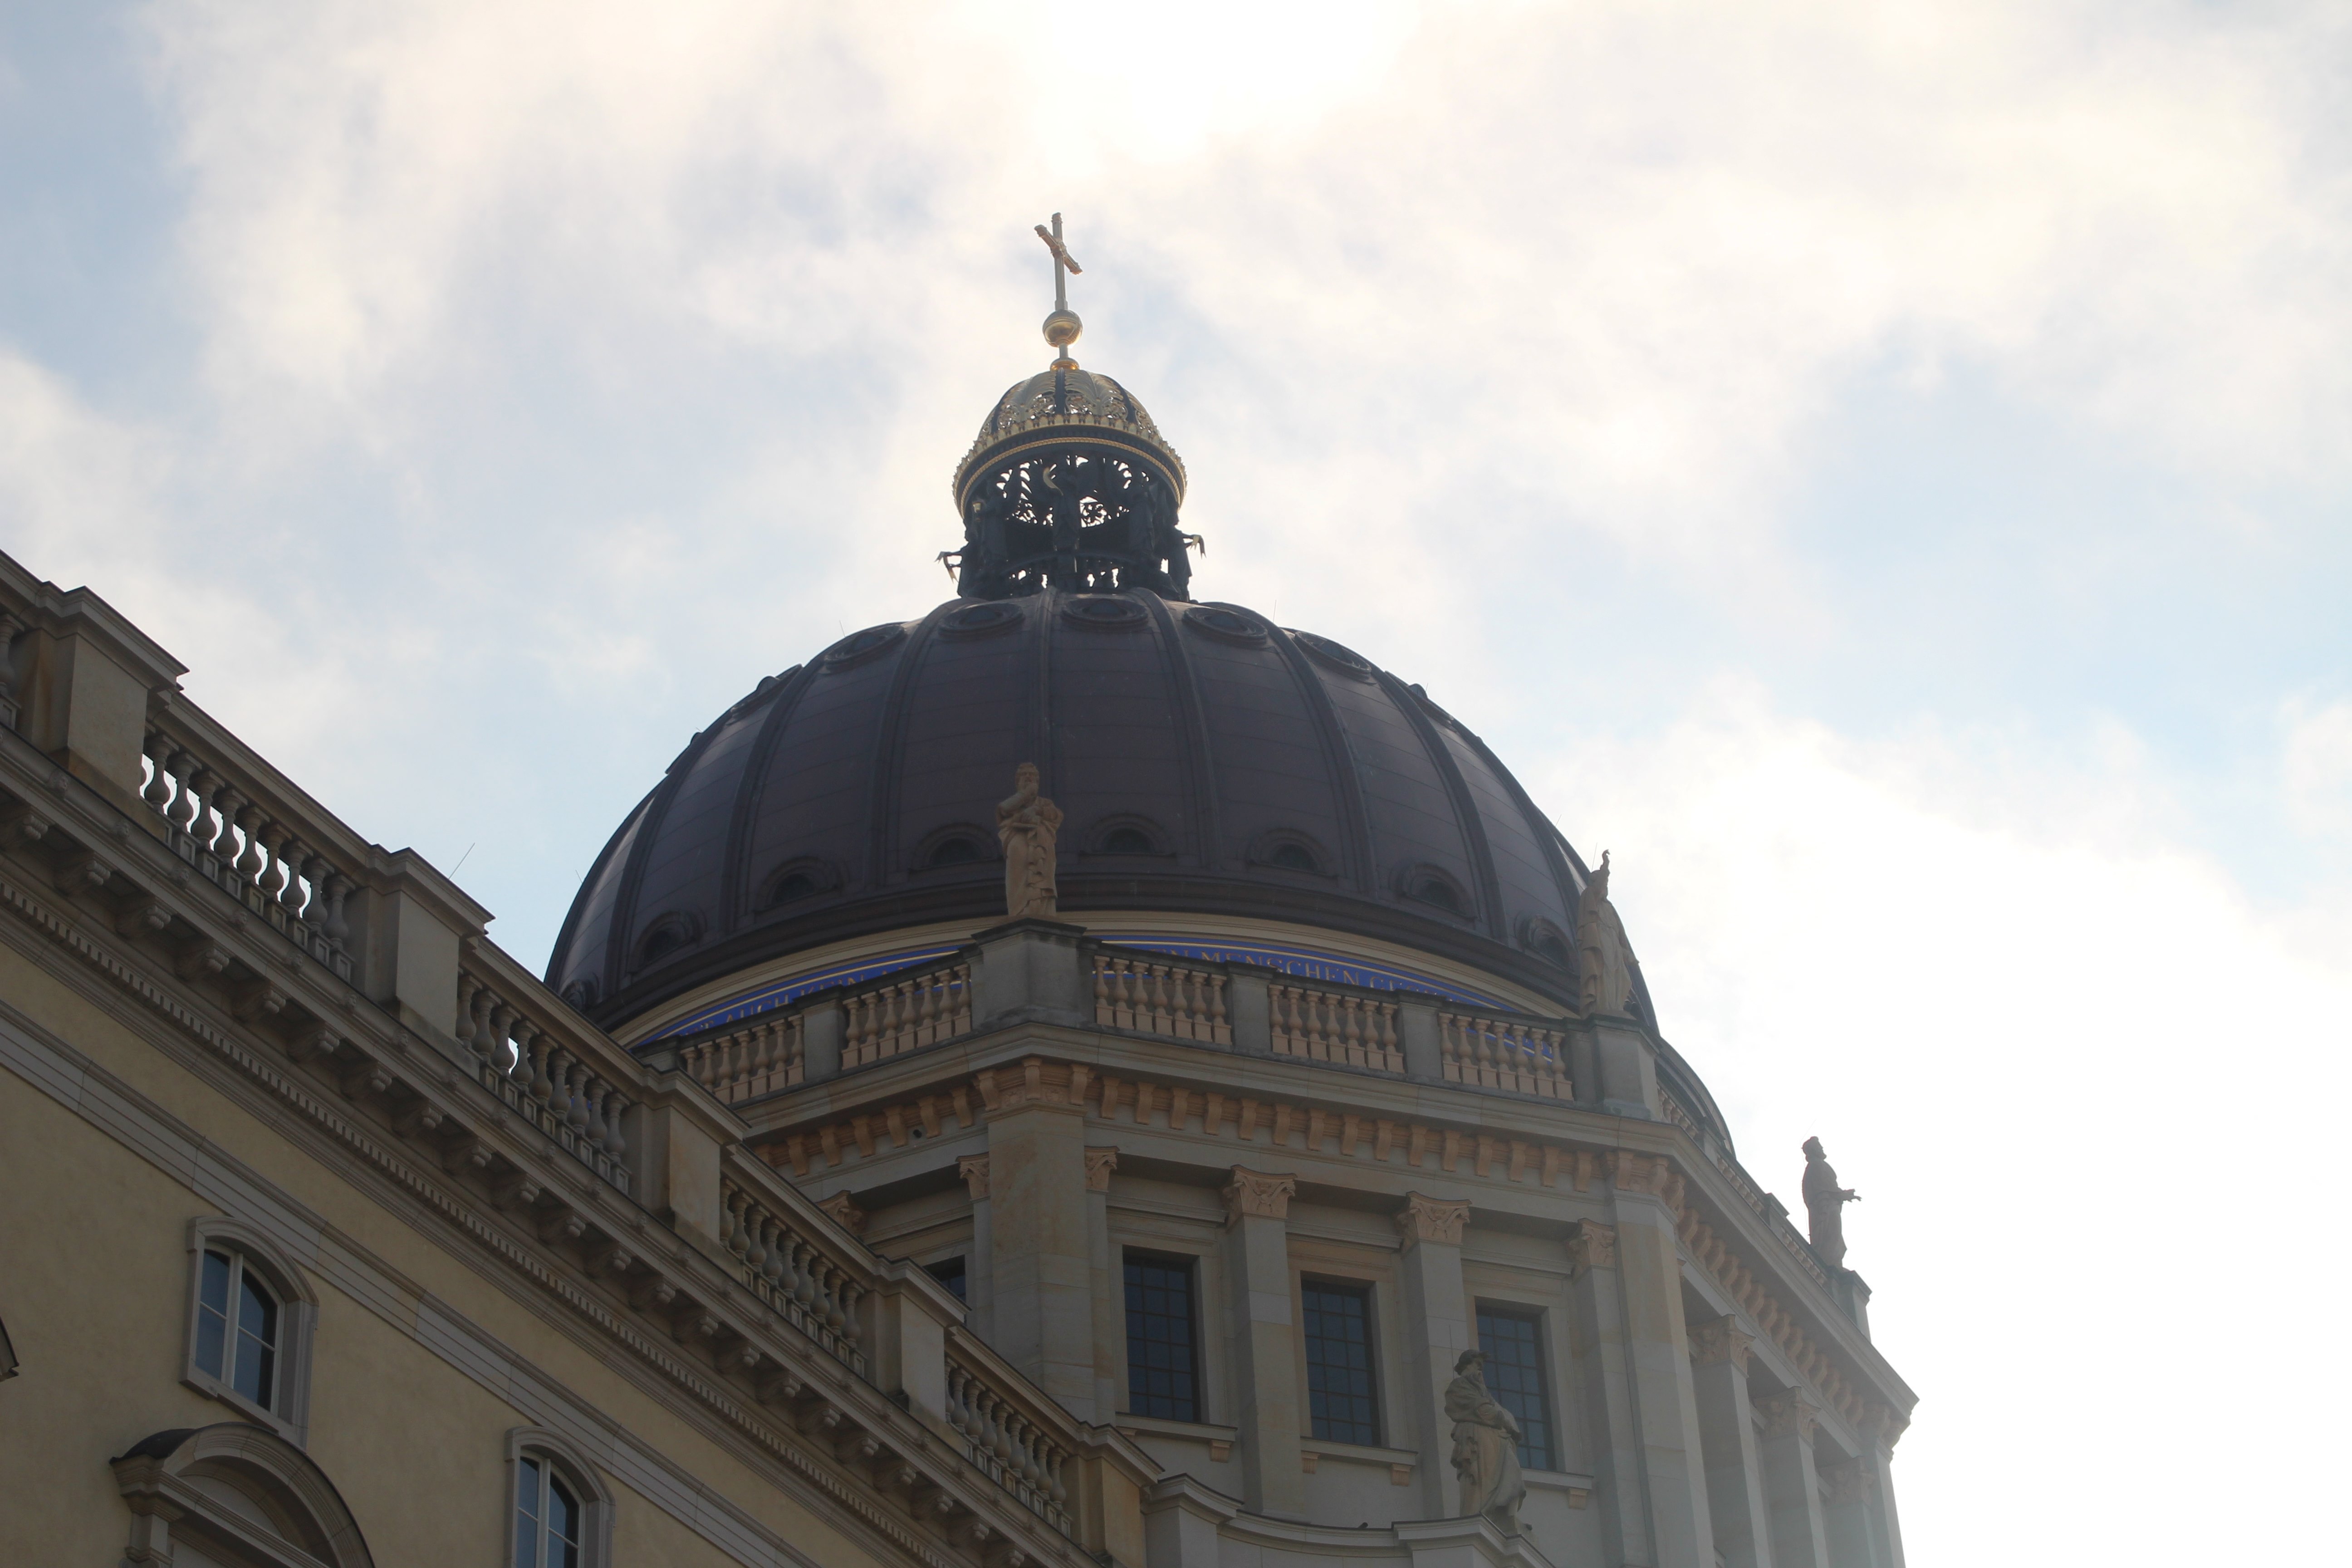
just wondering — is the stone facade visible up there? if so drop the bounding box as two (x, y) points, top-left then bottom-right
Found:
(0, 533), (1914, 1568)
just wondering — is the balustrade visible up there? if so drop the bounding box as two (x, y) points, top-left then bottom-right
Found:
(458, 962), (633, 1195)
(719, 1175), (865, 1373)
(842, 962), (972, 1069)
(684, 1013), (805, 1103)
(137, 727), (356, 980)
(1270, 982), (1403, 1072)
(1439, 1009), (1570, 1098)
(1093, 953), (1233, 1044)
(945, 1353), (1073, 1535)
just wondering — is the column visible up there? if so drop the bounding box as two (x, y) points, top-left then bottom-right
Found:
(1820, 1458), (1887, 1568)
(987, 1090), (1098, 1417)
(1222, 1166), (1303, 1519)
(1752, 1390), (1831, 1568)
(1689, 1316), (1774, 1568)
(958, 1155), (995, 1340)
(1567, 1220), (1648, 1567)
(1609, 1153), (1717, 1568)
(1392, 1194), (1473, 1519)
(1088, 1146), (1122, 1421)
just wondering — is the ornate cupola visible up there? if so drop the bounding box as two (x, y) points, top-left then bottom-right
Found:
(947, 215), (1197, 599)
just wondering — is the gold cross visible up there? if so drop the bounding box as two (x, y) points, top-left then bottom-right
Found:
(1034, 213), (1083, 312)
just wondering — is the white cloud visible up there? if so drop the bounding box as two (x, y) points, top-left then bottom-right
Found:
(1539, 686), (2352, 1564)
(2283, 697), (2352, 840)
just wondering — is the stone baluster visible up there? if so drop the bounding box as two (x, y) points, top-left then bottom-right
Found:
(722, 1188), (749, 1259)
(275, 837), (310, 922)
(205, 787), (243, 863)
(142, 730), (176, 813)
(0, 611), (24, 726)
(455, 973), (480, 1056)
(602, 1090), (629, 1160)
(232, 808), (268, 896)
(166, 757), (203, 833)
(584, 1074), (611, 1148)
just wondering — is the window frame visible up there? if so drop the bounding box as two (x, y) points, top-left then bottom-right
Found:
(181, 1218), (315, 1444)
(506, 1428), (613, 1568)
(1299, 1276), (1383, 1447)
(1474, 1302), (1558, 1473)
(1121, 1248), (1206, 1424)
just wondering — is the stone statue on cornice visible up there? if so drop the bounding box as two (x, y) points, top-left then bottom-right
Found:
(997, 762), (1064, 921)
(1574, 850), (1636, 1018)
(1446, 1349), (1525, 1534)
(1802, 1136), (1861, 1268)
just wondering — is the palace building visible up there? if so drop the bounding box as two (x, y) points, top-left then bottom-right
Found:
(0, 234), (1912, 1568)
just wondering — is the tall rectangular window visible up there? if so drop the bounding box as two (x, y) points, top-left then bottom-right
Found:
(1302, 1281), (1380, 1445)
(1476, 1306), (1554, 1471)
(1124, 1253), (1200, 1421)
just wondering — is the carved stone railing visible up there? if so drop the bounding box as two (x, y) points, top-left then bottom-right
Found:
(1440, 1009), (1571, 1098)
(719, 1168), (866, 1374)
(843, 960), (973, 1070)
(136, 721), (359, 982)
(683, 1011), (806, 1103)
(1270, 982), (1402, 1072)
(1094, 953), (1232, 1044)
(946, 1337), (1074, 1535)
(458, 952), (635, 1195)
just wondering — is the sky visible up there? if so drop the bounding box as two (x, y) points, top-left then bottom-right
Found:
(4, 1), (2349, 1561)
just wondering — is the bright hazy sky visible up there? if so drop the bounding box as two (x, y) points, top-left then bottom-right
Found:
(5, 4), (2349, 1563)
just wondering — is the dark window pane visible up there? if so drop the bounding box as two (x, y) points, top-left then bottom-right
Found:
(1123, 1254), (1199, 1422)
(196, 1251), (231, 1377)
(926, 1257), (967, 1302)
(1302, 1283), (1379, 1446)
(514, 1458), (542, 1568)
(1476, 1308), (1553, 1472)
(233, 1270), (278, 1407)
(549, 1475), (581, 1568)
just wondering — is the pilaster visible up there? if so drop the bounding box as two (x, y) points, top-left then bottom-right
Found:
(1607, 1152), (1716, 1568)
(1689, 1315), (1773, 1568)
(959, 1155), (995, 1339)
(1088, 1146), (1122, 1421)
(1567, 1220), (1646, 1566)
(985, 1081), (1099, 1416)
(1392, 1193), (1474, 1518)
(1222, 1165), (1303, 1519)
(1752, 1390), (1830, 1568)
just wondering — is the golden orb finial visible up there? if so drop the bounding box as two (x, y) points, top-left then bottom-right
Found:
(1035, 214), (1084, 367)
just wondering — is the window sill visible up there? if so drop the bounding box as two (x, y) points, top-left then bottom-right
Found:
(1114, 1414), (1240, 1463)
(1299, 1437), (1419, 1485)
(1523, 1468), (1597, 1509)
(182, 1372), (304, 1447)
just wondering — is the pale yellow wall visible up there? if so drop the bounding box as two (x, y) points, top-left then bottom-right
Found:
(0, 937), (891, 1568)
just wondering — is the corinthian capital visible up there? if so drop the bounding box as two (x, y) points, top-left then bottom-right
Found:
(1222, 1166), (1297, 1222)
(957, 1154), (992, 1201)
(1751, 1388), (1819, 1440)
(1688, 1314), (1754, 1371)
(1393, 1193), (1470, 1248)
(1084, 1147), (1119, 1192)
(1566, 1220), (1617, 1274)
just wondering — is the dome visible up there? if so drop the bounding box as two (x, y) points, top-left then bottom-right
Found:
(544, 586), (1657, 1037)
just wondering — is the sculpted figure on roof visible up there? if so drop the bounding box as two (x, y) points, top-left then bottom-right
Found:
(997, 763), (1064, 921)
(1575, 850), (1637, 1018)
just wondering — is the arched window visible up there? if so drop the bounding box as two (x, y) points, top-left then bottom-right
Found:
(928, 835), (985, 867)
(508, 1431), (612, 1568)
(182, 1220), (314, 1442)
(1101, 827), (1155, 855)
(196, 1247), (279, 1407)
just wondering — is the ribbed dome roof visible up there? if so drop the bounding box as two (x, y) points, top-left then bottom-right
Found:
(545, 587), (1653, 1034)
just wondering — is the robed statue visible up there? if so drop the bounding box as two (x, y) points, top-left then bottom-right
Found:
(1801, 1136), (1860, 1268)
(1446, 1349), (1525, 1534)
(1574, 850), (1637, 1018)
(996, 763), (1064, 920)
